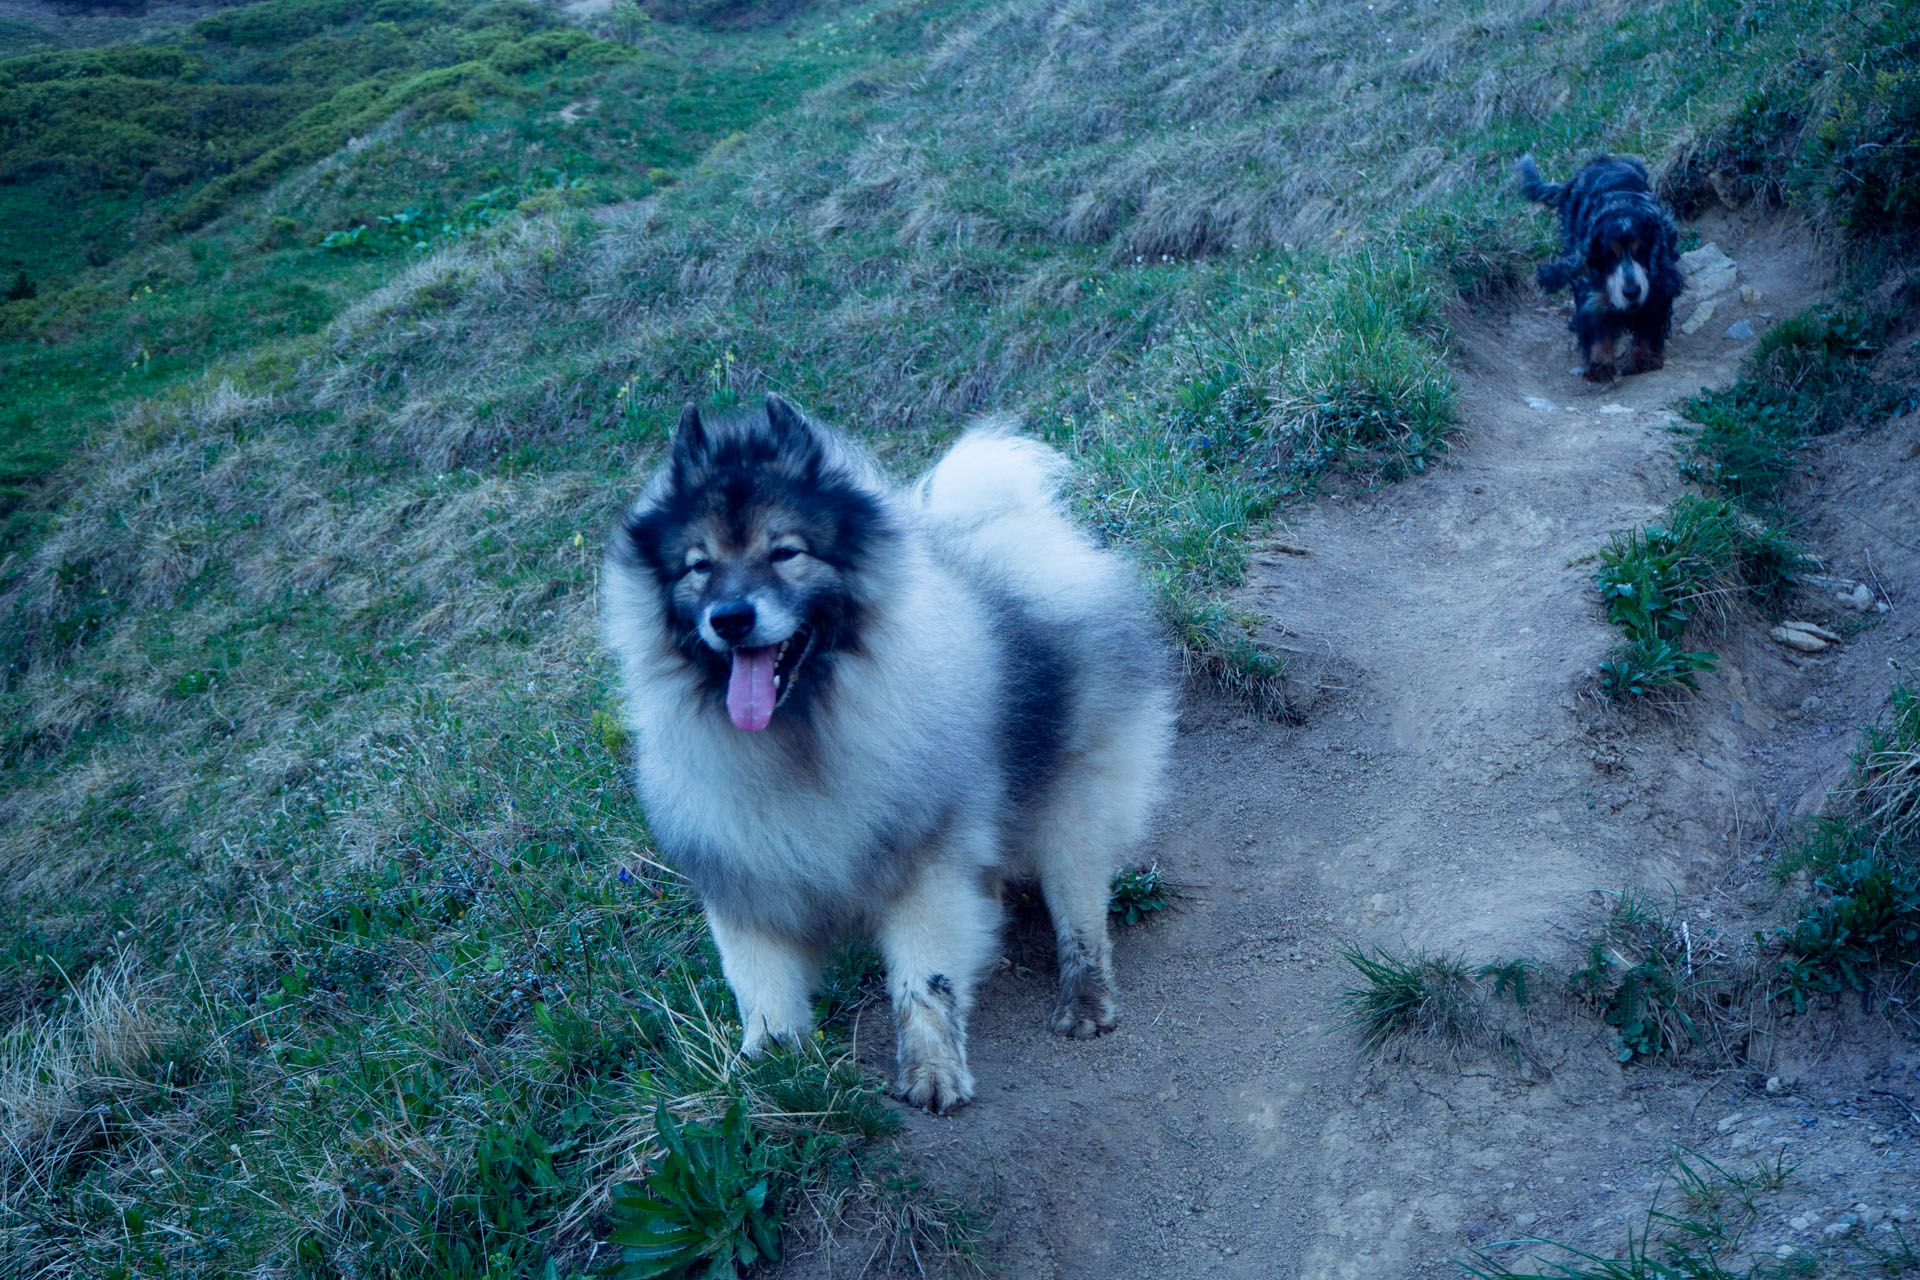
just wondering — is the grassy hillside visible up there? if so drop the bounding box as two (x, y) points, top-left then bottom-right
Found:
(0, 0), (901, 556)
(1, 0), (1915, 1275)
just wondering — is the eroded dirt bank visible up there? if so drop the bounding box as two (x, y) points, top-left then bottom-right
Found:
(800, 212), (1920, 1279)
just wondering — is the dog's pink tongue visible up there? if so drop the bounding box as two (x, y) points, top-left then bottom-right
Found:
(727, 646), (778, 732)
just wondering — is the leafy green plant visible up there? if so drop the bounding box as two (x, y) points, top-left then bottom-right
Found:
(1592, 496), (1801, 702)
(1598, 638), (1719, 700)
(608, 1099), (782, 1280)
(1569, 893), (1701, 1063)
(1108, 863), (1173, 926)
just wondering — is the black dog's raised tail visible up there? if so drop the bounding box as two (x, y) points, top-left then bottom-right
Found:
(1515, 155), (1563, 208)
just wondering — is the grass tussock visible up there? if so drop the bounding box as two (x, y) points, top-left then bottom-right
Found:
(0, 954), (188, 1264)
(1338, 946), (1538, 1063)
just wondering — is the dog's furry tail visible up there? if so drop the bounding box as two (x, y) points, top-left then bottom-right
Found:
(914, 417), (1067, 531)
(1515, 154), (1563, 207)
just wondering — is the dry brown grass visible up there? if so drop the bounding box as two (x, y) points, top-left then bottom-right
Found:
(0, 956), (174, 1242)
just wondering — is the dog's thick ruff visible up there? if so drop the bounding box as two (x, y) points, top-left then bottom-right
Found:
(603, 396), (1174, 1111)
(1517, 153), (1682, 381)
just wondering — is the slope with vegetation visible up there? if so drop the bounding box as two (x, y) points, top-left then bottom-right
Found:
(0, 0), (1916, 1275)
(0, 0), (891, 555)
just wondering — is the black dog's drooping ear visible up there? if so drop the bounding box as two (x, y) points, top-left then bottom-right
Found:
(764, 393), (822, 468)
(670, 402), (708, 473)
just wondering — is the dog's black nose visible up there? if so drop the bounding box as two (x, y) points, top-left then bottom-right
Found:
(709, 600), (756, 643)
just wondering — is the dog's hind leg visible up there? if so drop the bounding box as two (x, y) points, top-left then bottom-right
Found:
(1032, 735), (1163, 1038)
(876, 846), (1001, 1113)
(705, 908), (819, 1056)
(1038, 849), (1119, 1038)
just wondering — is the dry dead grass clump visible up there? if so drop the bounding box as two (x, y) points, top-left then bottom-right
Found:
(0, 956), (175, 1235)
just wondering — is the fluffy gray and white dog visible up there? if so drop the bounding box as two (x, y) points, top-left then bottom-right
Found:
(602, 394), (1174, 1112)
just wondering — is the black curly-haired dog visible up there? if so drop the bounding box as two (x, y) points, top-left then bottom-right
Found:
(1517, 154), (1682, 382)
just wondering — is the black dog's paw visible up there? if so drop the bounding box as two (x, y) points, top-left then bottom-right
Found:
(1623, 343), (1664, 376)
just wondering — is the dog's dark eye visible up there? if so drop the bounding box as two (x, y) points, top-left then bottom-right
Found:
(769, 547), (801, 563)
(688, 558), (713, 575)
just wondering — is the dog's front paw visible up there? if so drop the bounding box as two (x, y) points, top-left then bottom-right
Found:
(1582, 362), (1617, 384)
(740, 1020), (806, 1058)
(896, 1054), (975, 1114)
(1049, 982), (1119, 1039)
(1624, 345), (1664, 375)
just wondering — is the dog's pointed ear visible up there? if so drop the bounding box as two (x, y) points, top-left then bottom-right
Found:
(764, 393), (822, 465)
(670, 402), (708, 472)
(765, 393), (804, 440)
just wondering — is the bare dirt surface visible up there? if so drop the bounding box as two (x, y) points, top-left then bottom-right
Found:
(789, 212), (1920, 1279)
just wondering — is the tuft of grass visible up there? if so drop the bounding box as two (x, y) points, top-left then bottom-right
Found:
(1338, 946), (1536, 1059)
(1466, 1151), (1797, 1280)
(1459, 1145), (1897, 1280)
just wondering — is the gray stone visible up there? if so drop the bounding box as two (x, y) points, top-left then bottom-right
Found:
(1680, 298), (1718, 335)
(1681, 242), (1738, 298)
(1724, 318), (1755, 340)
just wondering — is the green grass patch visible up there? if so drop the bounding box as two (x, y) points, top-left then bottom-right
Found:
(1770, 682), (1920, 1009)
(1679, 306), (1900, 502)
(0, 0), (901, 561)
(1593, 300), (1900, 705)
(1594, 496), (1802, 701)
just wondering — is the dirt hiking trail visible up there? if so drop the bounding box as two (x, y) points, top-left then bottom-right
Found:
(798, 212), (1920, 1279)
